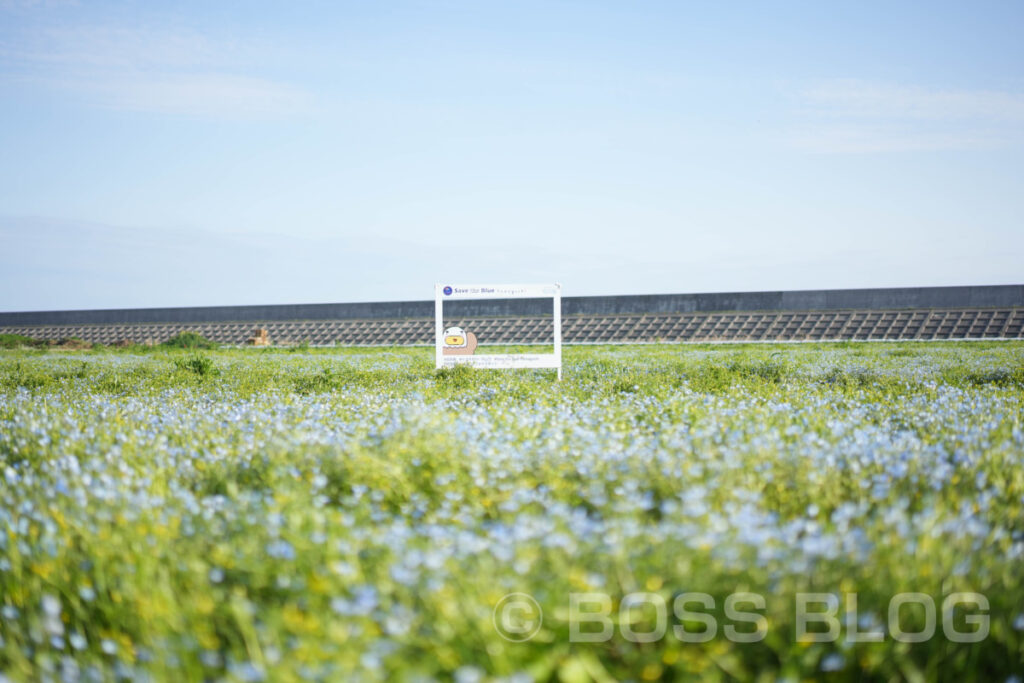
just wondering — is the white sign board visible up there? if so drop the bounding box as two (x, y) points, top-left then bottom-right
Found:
(435, 283), (562, 380)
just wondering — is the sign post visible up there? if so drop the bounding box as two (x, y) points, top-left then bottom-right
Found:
(435, 283), (562, 380)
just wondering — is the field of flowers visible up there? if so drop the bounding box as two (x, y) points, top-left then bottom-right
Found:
(1, 342), (1023, 681)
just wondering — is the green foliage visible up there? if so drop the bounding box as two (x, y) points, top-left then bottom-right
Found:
(0, 341), (1023, 680)
(288, 339), (311, 352)
(822, 365), (884, 389)
(940, 363), (1024, 388)
(173, 354), (217, 376)
(0, 359), (89, 389)
(433, 362), (476, 389)
(292, 366), (338, 393)
(162, 331), (218, 350)
(729, 356), (789, 382)
(0, 361), (51, 389)
(0, 333), (42, 349)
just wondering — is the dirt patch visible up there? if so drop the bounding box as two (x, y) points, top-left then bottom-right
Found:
(49, 338), (93, 350)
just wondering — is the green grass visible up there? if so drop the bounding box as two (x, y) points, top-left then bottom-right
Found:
(0, 334), (49, 350)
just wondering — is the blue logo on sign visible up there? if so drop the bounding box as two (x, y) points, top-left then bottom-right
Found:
(443, 286), (453, 296)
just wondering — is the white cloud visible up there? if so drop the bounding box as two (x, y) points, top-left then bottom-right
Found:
(790, 80), (1024, 153)
(48, 71), (314, 118)
(0, 22), (313, 118)
(9, 24), (222, 69)
(803, 80), (1024, 121)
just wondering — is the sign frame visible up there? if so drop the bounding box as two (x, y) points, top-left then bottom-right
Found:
(435, 283), (562, 380)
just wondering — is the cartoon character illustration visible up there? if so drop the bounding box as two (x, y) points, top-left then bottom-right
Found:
(442, 326), (478, 355)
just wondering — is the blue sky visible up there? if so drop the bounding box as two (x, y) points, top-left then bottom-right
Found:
(1, 1), (1022, 311)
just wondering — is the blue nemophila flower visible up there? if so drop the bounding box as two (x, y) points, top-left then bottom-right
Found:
(2, 345), (1023, 679)
(265, 540), (295, 560)
(229, 661), (266, 682)
(331, 585), (379, 617)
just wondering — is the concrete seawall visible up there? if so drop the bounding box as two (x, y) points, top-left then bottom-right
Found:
(2, 285), (1022, 326)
